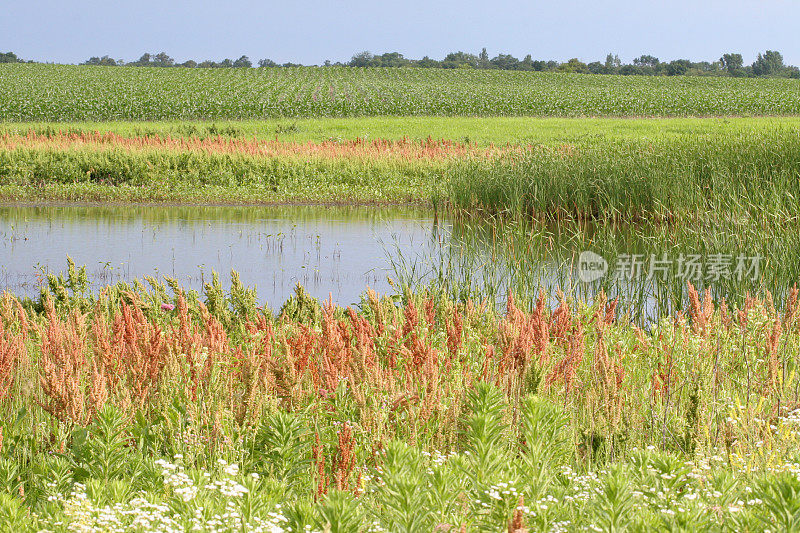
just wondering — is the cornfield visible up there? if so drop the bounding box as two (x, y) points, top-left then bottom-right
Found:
(2, 64), (800, 121)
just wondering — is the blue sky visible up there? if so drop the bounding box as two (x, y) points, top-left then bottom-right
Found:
(3, 0), (799, 65)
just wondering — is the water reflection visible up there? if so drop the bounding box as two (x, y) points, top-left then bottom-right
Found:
(1, 204), (795, 325)
(0, 204), (444, 308)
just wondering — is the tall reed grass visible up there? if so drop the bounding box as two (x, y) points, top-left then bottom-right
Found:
(446, 129), (800, 222)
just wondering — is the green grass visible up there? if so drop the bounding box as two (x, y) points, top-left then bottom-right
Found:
(3, 115), (800, 145)
(0, 146), (441, 204)
(446, 128), (800, 221)
(2, 64), (800, 121)
(2, 117), (800, 209)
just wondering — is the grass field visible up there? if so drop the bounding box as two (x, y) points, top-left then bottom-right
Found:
(2, 64), (800, 121)
(5, 116), (800, 145)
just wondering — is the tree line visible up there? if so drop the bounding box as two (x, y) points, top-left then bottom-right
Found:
(345, 49), (798, 78)
(0, 51), (30, 64)
(3, 49), (798, 78)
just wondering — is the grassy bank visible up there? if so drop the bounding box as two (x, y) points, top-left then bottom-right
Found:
(1, 268), (800, 530)
(2, 119), (800, 218)
(3, 116), (800, 145)
(0, 135), (449, 204)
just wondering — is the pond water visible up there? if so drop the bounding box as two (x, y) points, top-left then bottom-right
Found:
(0, 204), (448, 308)
(1, 204), (780, 324)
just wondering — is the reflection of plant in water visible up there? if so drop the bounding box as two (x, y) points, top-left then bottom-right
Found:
(389, 214), (800, 327)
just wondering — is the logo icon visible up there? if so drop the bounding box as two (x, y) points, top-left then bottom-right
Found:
(578, 251), (608, 283)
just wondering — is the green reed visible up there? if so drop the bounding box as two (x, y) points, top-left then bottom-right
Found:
(445, 129), (800, 222)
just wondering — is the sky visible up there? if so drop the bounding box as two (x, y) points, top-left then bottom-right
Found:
(3, 0), (799, 66)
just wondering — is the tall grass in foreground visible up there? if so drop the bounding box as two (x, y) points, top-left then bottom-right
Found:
(446, 129), (800, 221)
(1, 264), (800, 530)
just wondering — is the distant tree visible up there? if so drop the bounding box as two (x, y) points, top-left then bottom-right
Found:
(198, 60), (216, 68)
(181, 60), (197, 68)
(665, 59), (691, 76)
(529, 60), (550, 71)
(152, 52), (175, 67)
(323, 59), (332, 67)
(490, 53), (519, 70)
(519, 54), (535, 71)
(691, 61), (719, 74)
(258, 58), (278, 67)
(633, 54), (659, 67)
(349, 51), (374, 67)
(417, 55), (440, 68)
(558, 58), (589, 74)
(788, 66), (800, 79)
(619, 64), (642, 75)
(132, 53), (152, 66)
(233, 55), (252, 68)
(0, 51), (23, 63)
(604, 53), (621, 73)
(478, 47), (490, 69)
(752, 50), (784, 76)
(720, 53), (743, 76)
(82, 55), (117, 66)
(219, 58), (234, 68)
(377, 52), (409, 67)
(442, 51), (478, 69)
(587, 61), (604, 74)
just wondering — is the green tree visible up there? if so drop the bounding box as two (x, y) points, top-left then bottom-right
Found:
(633, 54), (659, 67)
(478, 47), (490, 69)
(519, 54), (535, 71)
(490, 53), (519, 70)
(604, 53), (621, 73)
(665, 59), (691, 75)
(152, 52), (175, 67)
(348, 51), (374, 67)
(82, 55), (117, 66)
(442, 51), (478, 69)
(258, 58), (277, 67)
(720, 53), (743, 75)
(0, 51), (23, 63)
(233, 55), (252, 68)
(416, 55), (440, 68)
(588, 61), (604, 74)
(558, 58), (589, 73)
(378, 52), (409, 67)
(619, 64), (644, 75)
(130, 53), (151, 66)
(752, 50), (785, 76)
